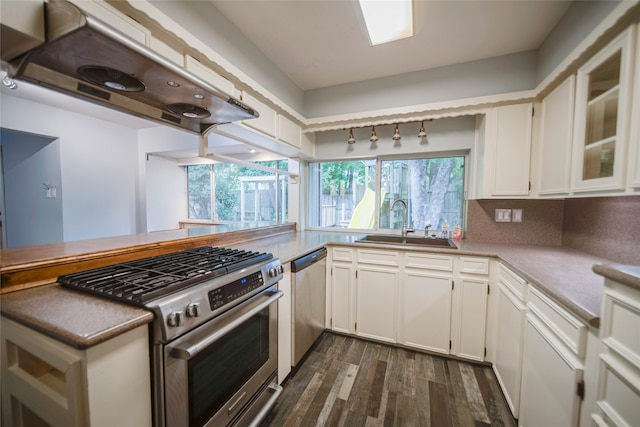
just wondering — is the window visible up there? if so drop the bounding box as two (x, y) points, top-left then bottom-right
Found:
(308, 156), (465, 233)
(186, 160), (288, 223)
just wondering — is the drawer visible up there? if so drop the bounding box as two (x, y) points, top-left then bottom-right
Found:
(527, 286), (587, 357)
(596, 353), (640, 426)
(357, 249), (399, 266)
(498, 264), (527, 300)
(460, 257), (489, 275)
(404, 252), (454, 271)
(331, 247), (353, 262)
(601, 285), (640, 370)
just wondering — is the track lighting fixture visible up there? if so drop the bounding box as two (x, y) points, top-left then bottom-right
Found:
(370, 126), (378, 143)
(392, 124), (401, 141)
(347, 128), (356, 144)
(418, 121), (427, 138)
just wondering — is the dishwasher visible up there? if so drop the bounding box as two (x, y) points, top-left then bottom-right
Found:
(291, 247), (328, 366)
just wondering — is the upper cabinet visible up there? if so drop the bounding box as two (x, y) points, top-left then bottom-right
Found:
(571, 27), (636, 193)
(629, 26), (640, 189)
(537, 76), (575, 197)
(473, 103), (533, 199)
(185, 56), (234, 95)
(0, 0), (44, 61)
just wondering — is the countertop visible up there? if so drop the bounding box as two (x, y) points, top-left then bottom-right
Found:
(2, 229), (632, 348)
(593, 263), (640, 290)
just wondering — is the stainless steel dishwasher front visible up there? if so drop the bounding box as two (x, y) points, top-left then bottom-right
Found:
(291, 247), (327, 366)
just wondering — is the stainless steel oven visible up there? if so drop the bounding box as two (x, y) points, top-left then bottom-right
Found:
(58, 246), (285, 427)
(162, 285), (282, 427)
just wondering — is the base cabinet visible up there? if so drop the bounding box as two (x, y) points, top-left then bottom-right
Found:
(519, 316), (584, 427)
(592, 277), (640, 426)
(493, 266), (527, 418)
(327, 247), (488, 364)
(453, 277), (489, 361)
(400, 270), (452, 353)
(356, 266), (399, 343)
(1, 317), (152, 427)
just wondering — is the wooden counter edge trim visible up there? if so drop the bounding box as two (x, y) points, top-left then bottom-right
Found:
(1, 224), (295, 293)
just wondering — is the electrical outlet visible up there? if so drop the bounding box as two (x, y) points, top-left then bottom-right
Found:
(512, 209), (523, 222)
(495, 209), (512, 222)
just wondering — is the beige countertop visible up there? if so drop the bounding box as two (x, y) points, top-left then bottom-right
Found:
(1, 229), (629, 348)
(593, 263), (640, 290)
(0, 283), (153, 349)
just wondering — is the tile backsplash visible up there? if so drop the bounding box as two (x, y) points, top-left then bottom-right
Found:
(466, 199), (564, 246)
(562, 196), (640, 265)
(466, 196), (640, 265)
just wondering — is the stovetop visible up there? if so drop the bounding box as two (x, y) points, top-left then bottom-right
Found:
(58, 246), (273, 306)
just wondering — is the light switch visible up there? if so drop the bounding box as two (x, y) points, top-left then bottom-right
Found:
(512, 209), (523, 222)
(495, 209), (512, 222)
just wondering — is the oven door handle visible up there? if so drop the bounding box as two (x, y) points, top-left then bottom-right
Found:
(170, 289), (284, 360)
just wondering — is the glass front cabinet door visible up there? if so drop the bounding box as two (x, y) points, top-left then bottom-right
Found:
(571, 27), (636, 192)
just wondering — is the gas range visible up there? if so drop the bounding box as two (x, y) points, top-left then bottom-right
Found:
(58, 246), (284, 343)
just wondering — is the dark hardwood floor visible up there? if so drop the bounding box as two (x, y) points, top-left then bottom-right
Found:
(263, 332), (516, 427)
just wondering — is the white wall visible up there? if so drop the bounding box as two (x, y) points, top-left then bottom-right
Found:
(0, 94), (139, 242)
(145, 154), (186, 232)
(137, 126), (197, 232)
(1, 129), (62, 247)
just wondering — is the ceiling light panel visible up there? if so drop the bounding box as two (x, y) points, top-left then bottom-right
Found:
(358, 0), (413, 46)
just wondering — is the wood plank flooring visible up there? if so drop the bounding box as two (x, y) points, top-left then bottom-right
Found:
(263, 332), (516, 427)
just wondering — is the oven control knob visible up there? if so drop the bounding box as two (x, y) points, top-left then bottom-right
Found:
(277, 265), (284, 274)
(268, 268), (278, 278)
(185, 303), (201, 318)
(167, 311), (184, 327)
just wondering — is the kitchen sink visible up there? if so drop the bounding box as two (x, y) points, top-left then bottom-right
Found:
(355, 234), (458, 249)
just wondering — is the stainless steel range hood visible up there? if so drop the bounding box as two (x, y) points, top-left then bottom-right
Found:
(6, 0), (258, 135)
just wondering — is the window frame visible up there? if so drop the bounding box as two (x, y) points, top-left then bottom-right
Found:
(305, 151), (469, 234)
(184, 160), (290, 224)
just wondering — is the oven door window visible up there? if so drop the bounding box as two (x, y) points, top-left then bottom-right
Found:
(188, 309), (269, 427)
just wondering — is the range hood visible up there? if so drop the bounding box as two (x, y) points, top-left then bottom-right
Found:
(6, 0), (259, 135)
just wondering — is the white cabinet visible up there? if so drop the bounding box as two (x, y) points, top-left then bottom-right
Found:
(592, 276), (640, 426)
(185, 56), (235, 96)
(571, 27), (636, 193)
(519, 286), (586, 427)
(355, 249), (399, 343)
(628, 26), (640, 189)
(493, 264), (528, 418)
(519, 317), (584, 427)
(0, 0), (44, 61)
(277, 263), (292, 384)
(538, 76), (576, 196)
(328, 247), (355, 335)
(241, 92), (278, 138)
(475, 103), (533, 198)
(277, 115), (302, 149)
(70, 0), (150, 45)
(452, 256), (490, 362)
(1, 317), (151, 427)
(325, 246), (490, 363)
(400, 252), (454, 354)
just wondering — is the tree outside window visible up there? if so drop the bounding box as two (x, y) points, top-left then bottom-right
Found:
(186, 160), (288, 222)
(309, 156), (465, 233)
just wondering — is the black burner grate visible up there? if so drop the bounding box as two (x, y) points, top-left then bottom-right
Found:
(58, 247), (273, 305)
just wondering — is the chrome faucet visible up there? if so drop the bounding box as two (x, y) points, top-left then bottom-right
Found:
(424, 223), (432, 237)
(391, 198), (414, 237)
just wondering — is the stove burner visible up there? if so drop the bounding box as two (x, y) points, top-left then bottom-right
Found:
(58, 247), (273, 305)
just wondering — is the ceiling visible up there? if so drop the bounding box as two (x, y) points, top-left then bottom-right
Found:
(211, 0), (574, 91)
(2, 0), (575, 159)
